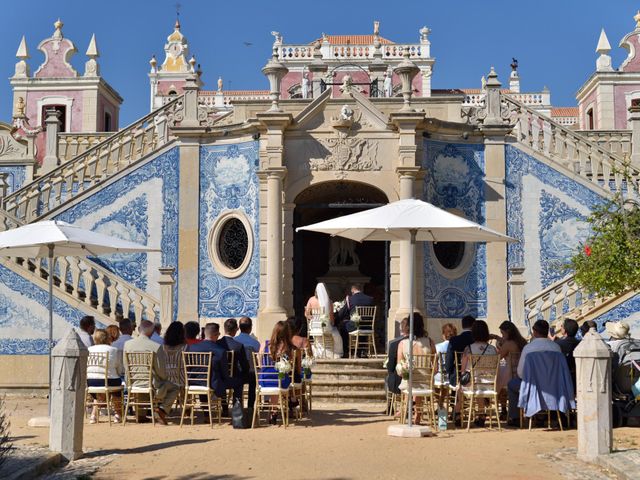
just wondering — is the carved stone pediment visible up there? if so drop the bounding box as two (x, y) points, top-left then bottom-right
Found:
(308, 128), (380, 176)
(0, 123), (32, 164)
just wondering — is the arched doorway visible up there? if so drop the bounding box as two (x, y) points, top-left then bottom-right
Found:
(293, 181), (390, 348)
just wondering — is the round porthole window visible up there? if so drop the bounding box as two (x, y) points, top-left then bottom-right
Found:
(433, 242), (466, 270)
(208, 212), (253, 278)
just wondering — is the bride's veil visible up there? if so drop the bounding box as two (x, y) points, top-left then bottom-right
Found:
(315, 282), (332, 315)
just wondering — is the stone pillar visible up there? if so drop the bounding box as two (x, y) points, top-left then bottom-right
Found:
(49, 329), (88, 461)
(158, 266), (176, 330)
(629, 101), (640, 167)
(181, 75), (200, 128)
(574, 329), (613, 462)
(507, 267), (528, 335)
(265, 169), (286, 311)
(42, 108), (61, 173)
(176, 139), (200, 323)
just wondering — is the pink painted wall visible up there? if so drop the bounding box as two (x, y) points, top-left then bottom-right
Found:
(34, 38), (77, 78)
(620, 34), (640, 73)
(578, 89), (598, 129)
(614, 83), (640, 129)
(157, 79), (186, 96)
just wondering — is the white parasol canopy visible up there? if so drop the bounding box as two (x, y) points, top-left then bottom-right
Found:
(297, 198), (516, 432)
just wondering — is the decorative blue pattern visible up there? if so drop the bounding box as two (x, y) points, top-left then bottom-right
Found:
(423, 141), (487, 318)
(592, 294), (640, 337)
(0, 263), (97, 354)
(199, 142), (260, 318)
(0, 166), (27, 194)
(56, 148), (180, 301)
(505, 146), (604, 296)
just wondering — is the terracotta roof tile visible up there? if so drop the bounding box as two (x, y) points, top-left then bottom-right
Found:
(551, 107), (579, 117)
(310, 35), (394, 45)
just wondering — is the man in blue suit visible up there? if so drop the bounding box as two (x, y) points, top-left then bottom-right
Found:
(217, 318), (250, 404)
(336, 284), (375, 358)
(187, 323), (229, 399)
(445, 315), (475, 387)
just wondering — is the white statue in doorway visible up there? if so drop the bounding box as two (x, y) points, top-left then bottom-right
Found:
(383, 71), (393, 98)
(329, 236), (360, 267)
(301, 72), (309, 99)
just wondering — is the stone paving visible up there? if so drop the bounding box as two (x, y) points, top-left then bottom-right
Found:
(542, 448), (640, 480)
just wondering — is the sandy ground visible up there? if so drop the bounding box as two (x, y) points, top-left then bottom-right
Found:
(4, 396), (640, 480)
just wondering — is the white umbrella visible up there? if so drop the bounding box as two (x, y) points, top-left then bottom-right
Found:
(297, 198), (516, 432)
(0, 220), (160, 407)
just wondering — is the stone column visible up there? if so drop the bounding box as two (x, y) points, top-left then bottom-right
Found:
(49, 329), (88, 461)
(628, 101), (640, 167)
(574, 329), (613, 462)
(507, 267), (528, 335)
(158, 267), (176, 330)
(42, 108), (61, 173)
(181, 75), (200, 128)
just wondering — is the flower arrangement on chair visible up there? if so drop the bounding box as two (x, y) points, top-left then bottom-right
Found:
(350, 312), (362, 328)
(301, 356), (315, 378)
(275, 356), (292, 381)
(396, 355), (413, 380)
(333, 300), (345, 313)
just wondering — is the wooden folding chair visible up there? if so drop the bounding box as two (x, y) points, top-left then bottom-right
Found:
(123, 351), (158, 426)
(252, 352), (290, 428)
(349, 306), (377, 358)
(85, 352), (124, 426)
(180, 351), (222, 427)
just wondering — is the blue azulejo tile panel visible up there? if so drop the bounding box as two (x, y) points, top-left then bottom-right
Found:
(56, 148), (180, 301)
(592, 294), (640, 338)
(0, 263), (96, 354)
(199, 142), (260, 318)
(0, 166), (27, 194)
(505, 146), (604, 298)
(423, 141), (487, 319)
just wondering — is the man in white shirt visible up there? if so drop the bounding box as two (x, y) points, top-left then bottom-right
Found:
(507, 319), (561, 426)
(77, 315), (96, 348)
(111, 319), (134, 365)
(150, 321), (164, 344)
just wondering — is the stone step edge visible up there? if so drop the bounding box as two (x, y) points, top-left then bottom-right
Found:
(312, 369), (386, 375)
(312, 391), (386, 398)
(312, 379), (385, 386)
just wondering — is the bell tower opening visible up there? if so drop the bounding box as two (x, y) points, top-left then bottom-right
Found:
(293, 181), (390, 350)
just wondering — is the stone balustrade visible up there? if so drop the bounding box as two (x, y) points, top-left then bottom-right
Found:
(58, 133), (112, 164)
(277, 43), (428, 61)
(0, 209), (160, 323)
(463, 91), (550, 108)
(3, 95), (184, 223)
(576, 130), (632, 157)
(525, 274), (589, 325)
(198, 90), (270, 108)
(505, 96), (640, 197)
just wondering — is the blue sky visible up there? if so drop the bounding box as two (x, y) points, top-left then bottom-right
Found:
(2, 0), (640, 125)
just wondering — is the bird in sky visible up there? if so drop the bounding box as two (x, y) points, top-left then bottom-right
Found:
(243, 42), (253, 47)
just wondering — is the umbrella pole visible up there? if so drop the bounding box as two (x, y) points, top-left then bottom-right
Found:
(48, 244), (54, 415)
(407, 229), (416, 428)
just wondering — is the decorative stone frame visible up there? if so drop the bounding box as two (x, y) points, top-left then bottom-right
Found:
(207, 210), (254, 279)
(36, 96), (73, 132)
(428, 208), (476, 280)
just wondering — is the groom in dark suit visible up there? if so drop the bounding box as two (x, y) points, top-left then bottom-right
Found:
(445, 315), (476, 387)
(335, 283), (375, 358)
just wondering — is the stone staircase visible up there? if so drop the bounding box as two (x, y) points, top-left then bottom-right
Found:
(312, 358), (387, 404)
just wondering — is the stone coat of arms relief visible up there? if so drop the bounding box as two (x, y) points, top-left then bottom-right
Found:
(308, 105), (381, 179)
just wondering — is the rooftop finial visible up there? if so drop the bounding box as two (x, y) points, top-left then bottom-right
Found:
(635, 10), (640, 29)
(16, 35), (29, 59)
(175, 2), (181, 29)
(86, 34), (99, 58)
(53, 18), (63, 39)
(373, 20), (380, 36)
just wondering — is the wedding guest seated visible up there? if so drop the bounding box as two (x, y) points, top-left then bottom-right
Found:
(460, 320), (498, 427)
(494, 321), (527, 390)
(288, 316), (311, 352)
(235, 317), (260, 409)
(88, 329), (124, 423)
(396, 313), (435, 425)
(77, 315), (96, 348)
(124, 320), (179, 425)
(150, 322), (164, 344)
(106, 324), (120, 345)
(185, 321), (202, 345)
(507, 319), (561, 427)
(218, 318), (250, 405)
(554, 318), (580, 389)
(187, 323), (229, 400)
(162, 321), (187, 390)
(579, 320), (597, 338)
(260, 321), (301, 424)
(445, 315), (475, 387)
(386, 318), (409, 400)
(112, 319), (133, 367)
(335, 283), (374, 358)
(436, 323), (457, 356)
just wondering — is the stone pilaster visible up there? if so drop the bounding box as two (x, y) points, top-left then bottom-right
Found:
(42, 108), (61, 174)
(256, 112), (292, 341)
(176, 138), (200, 323)
(629, 102), (640, 167)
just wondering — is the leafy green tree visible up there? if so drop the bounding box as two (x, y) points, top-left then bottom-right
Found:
(570, 193), (640, 297)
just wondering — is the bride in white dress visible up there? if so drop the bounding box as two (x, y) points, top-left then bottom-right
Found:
(305, 282), (344, 358)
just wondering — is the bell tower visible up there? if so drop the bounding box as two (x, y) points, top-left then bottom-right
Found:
(149, 19), (202, 111)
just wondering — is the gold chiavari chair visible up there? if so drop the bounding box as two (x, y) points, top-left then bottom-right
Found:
(85, 352), (124, 426)
(460, 353), (501, 432)
(164, 346), (186, 408)
(180, 351), (222, 427)
(225, 350), (235, 409)
(349, 306), (377, 358)
(301, 348), (313, 416)
(309, 307), (335, 359)
(398, 353), (437, 429)
(252, 352), (290, 428)
(123, 351), (158, 426)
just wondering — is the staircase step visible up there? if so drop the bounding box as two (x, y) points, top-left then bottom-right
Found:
(312, 390), (387, 403)
(315, 358), (385, 369)
(311, 369), (386, 381)
(312, 379), (385, 392)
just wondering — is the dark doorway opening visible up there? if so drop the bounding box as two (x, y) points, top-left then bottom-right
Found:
(293, 181), (390, 349)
